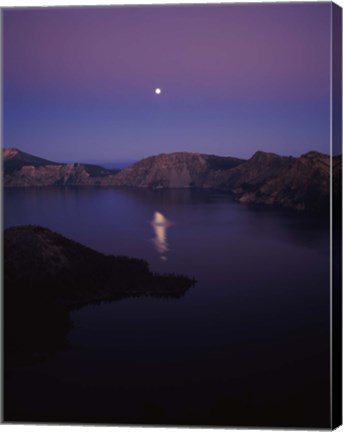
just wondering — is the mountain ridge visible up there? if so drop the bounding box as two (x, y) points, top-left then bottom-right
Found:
(3, 147), (341, 212)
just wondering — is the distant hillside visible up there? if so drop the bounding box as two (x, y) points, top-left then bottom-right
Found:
(3, 148), (60, 174)
(2, 147), (341, 212)
(3, 148), (118, 186)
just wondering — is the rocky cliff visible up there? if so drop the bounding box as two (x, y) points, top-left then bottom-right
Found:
(107, 150), (339, 212)
(212, 150), (337, 212)
(3, 147), (341, 212)
(102, 152), (245, 188)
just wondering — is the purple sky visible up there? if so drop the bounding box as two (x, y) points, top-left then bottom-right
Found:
(3, 3), (331, 163)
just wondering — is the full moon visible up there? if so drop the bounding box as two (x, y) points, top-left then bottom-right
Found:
(155, 88), (161, 95)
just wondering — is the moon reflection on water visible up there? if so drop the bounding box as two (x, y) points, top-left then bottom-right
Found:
(151, 211), (172, 261)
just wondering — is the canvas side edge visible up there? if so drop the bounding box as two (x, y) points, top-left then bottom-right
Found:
(331, 2), (343, 430)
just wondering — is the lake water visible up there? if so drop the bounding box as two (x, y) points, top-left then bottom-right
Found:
(4, 188), (331, 427)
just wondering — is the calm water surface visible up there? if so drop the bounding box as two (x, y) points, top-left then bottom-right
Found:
(4, 188), (331, 427)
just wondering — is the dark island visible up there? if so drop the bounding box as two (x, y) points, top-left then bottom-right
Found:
(4, 225), (195, 365)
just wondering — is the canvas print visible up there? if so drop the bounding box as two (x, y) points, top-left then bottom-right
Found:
(2, 2), (342, 429)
